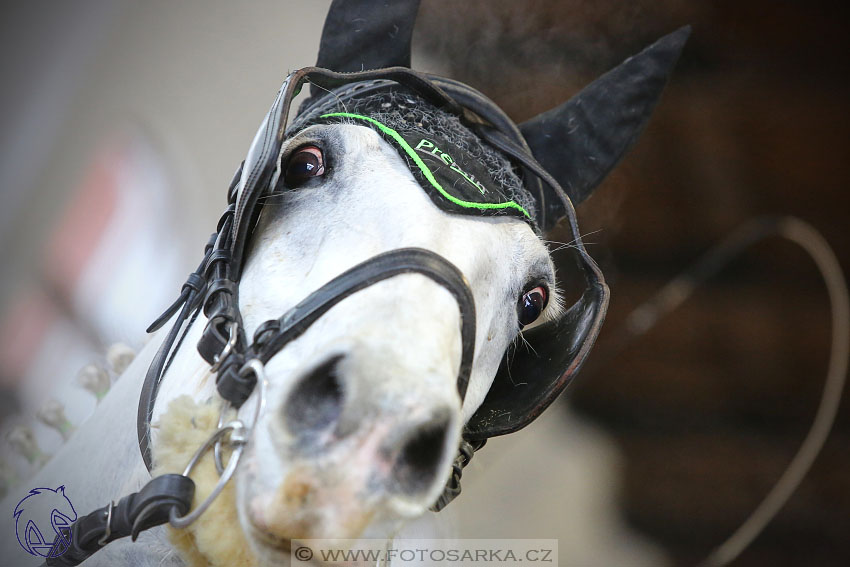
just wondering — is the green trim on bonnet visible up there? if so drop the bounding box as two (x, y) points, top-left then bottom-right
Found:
(320, 112), (531, 219)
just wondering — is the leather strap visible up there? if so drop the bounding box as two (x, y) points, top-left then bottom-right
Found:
(45, 475), (194, 566)
(138, 248), (477, 471)
(213, 248), (477, 407)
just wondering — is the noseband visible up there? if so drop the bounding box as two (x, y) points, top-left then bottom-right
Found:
(137, 247), (477, 469)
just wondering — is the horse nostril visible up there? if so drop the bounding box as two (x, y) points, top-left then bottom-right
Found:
(284, 354), (345, 441)
(391, 412), (452, 496)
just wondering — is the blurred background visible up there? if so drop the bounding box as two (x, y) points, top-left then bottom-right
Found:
(0, 1), (847, 566)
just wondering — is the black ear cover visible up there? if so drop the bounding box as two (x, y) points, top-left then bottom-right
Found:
(520, 26), (690, 231)
(310, 0), (421, 98)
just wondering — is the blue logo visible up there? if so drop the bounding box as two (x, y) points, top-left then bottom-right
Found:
(13, 486), (77, 558)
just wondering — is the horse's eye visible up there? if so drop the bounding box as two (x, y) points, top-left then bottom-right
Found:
(518, 285), (548, 328)
(284, 145), (325, 188)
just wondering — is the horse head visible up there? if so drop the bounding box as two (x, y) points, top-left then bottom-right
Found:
(143, 1), (687, 562)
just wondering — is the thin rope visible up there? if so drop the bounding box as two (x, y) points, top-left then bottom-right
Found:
(699, 218), (849, 566)
(600, 216), (848, 567)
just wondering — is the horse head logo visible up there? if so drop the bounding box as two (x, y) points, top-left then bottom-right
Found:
(13, 486), (77, 558)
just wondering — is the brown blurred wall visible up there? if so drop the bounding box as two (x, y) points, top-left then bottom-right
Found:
(416, 1), (849, 565)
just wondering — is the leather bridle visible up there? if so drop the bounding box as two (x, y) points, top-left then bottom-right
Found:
(137, 64), (608, 508)
(41, 65), (607, 567)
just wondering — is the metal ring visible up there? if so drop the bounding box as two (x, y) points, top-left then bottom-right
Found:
(210, 321), (238, 372)
(97, 501), (114, 546)
(169, 422), (245, 529)
(182, 422), (244, 479)
(170, 360), (268, 529)
(213, 403), (235, 474)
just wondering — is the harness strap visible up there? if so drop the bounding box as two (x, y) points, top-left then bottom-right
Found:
(137, 163), (244, 472)
(213, 248), (477, 407)
(45, 475), (194, 567)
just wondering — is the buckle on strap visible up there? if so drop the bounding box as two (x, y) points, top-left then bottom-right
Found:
(210, 321), (239, 373)
(45, 474), (195, 567)
(198, 315), (241, 366)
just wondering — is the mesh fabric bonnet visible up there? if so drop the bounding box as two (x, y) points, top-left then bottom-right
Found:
(288, 86), (538, 225)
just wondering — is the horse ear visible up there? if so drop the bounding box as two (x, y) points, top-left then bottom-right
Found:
(520, 26), (690, 228)
(314, 0), (421, 73)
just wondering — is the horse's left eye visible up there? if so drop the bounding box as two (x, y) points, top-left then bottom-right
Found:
(284, 145), (325, 188)
(518, 285), (548, 328)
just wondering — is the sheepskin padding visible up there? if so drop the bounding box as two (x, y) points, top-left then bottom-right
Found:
(152, 396), (257, 567)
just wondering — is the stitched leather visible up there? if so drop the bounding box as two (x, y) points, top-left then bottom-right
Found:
(45, 475), (194, 566)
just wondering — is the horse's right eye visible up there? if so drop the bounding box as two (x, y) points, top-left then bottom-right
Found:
(284, 145), (325, 188)
(517, 285), (548, 329)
